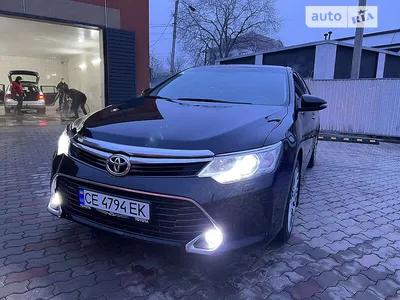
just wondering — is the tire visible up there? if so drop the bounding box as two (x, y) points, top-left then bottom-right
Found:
(276, 160), (301, 243)
(307, 139), (318, 169)
(4, 107), (11, 115)
(37, 108), (46, 116)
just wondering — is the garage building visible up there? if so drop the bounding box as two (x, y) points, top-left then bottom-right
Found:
(0, 0), (149, 116)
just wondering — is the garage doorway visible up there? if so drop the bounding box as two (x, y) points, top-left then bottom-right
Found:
(0, 15), (104, 123)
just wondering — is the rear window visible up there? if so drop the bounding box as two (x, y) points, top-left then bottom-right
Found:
(150, 67), (289, 106)
(23, 86), (39, 93)
(10, 74), (38, 83)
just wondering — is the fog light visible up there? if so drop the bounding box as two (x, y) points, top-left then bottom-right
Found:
(50, 192), (62, 210)
(204, 229), (223, 249)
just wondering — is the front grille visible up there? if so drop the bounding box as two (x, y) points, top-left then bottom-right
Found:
(69, 143), (207, 177)
(70, 143), (107, 169)
(58, 176), (212, 243)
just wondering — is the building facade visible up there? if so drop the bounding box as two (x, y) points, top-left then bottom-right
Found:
(216, 40), (400, 80)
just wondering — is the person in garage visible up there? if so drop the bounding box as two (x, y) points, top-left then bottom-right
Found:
(56, 78), (69, 112)
(11, 76), (24, 115)
(68, 88), (88, 119)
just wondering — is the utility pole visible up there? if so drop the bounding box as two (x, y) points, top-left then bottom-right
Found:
(170, 0), (179, 75)
(350, 0), (367, 79)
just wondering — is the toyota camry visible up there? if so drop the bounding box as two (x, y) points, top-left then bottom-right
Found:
(48, 65), (327, 255)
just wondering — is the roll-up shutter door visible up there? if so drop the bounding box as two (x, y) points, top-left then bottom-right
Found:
(104, 28), (136, 105)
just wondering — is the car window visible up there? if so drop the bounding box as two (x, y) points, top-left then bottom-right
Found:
(42, 86), (56, 93)
(297, 73), (311, 94)
(293, 75), (305, 109)
(0, 84), (4, 92)
(150, 68), (289, 106)
(293, 73), (307, 95)
(10, 74), (38, 83)
(23, 86), (39, 92)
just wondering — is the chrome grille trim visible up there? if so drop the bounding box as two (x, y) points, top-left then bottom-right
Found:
(72, 140), (213, 164)
(74, 136), (214, 159)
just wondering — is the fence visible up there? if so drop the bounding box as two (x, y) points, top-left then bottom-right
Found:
(305, 79), (400, 137)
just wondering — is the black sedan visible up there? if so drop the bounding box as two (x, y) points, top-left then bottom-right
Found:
(48, 65), (327, 255)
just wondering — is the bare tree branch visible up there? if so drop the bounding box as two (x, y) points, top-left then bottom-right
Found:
(177, 0), (281, 64)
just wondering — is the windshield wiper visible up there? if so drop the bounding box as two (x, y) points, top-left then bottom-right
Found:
(146, 95), (174, 101)
(177, 97), (252, 105)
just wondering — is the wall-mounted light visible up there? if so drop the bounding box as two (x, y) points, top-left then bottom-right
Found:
(91, 58), (101, 66)
(46, 75), (51, 79)
(52, 73), (57, 77)
(79, 63), (87, 70)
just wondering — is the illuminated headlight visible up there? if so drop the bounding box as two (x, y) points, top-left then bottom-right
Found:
(57, 130), (70, 156)
(198, 141), (282, 184)
(204, 229), (223, 249)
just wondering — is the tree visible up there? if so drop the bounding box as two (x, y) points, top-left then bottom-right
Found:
(166, 53), (192, 73)
(177, 0), (281, 64)
(150, 53), (167, 80)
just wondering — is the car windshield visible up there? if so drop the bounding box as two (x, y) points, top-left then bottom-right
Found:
(10, 74), (37, 83)
(149, 68), (289, 106)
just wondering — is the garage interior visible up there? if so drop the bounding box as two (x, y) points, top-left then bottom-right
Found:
(0, 15), (104, 120)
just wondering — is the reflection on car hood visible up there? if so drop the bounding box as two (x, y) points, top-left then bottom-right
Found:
(77, 98), (287, 154)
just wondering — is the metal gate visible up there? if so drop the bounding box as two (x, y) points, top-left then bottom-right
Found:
(305, 79), (400, 137)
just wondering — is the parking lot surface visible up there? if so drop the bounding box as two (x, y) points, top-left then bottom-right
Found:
(1, 124), (400, 300)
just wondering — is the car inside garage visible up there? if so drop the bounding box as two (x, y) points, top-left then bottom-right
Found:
(0, 15), (104, 120)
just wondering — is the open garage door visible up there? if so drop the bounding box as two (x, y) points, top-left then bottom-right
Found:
(0, 15), (104, 123)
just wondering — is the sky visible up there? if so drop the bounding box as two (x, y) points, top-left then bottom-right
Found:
(149, 0), (400, 62)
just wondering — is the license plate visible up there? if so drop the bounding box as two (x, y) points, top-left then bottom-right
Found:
(79, 189), (150, 222)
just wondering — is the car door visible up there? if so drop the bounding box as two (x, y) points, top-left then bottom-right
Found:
(0, 84), (4, 103)
(293, 73), (314, 166)
(41, 85), (58, 106)
(298, 74), (319, 139)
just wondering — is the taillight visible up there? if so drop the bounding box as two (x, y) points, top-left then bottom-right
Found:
(38, 94), (45, 100)
(6, 94), (12, 99)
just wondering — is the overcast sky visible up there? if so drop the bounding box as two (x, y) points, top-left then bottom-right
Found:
(150, 0), (400, 61)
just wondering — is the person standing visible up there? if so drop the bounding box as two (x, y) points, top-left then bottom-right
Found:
(56, 78), (69, 112)
(11, 76), (24, 115)
(68, 88), (88, 118)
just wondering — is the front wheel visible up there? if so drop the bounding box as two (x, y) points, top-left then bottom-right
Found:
(276, 160), (301, 242)
(4, 107), (11, 114)
(307, 139), (318, 169)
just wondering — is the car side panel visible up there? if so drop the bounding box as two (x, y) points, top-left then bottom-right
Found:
(298, 73), (320, 158)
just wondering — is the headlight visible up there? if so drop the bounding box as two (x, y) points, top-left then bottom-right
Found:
(198, 141), (282, 184)
(57, 130), (70, 156)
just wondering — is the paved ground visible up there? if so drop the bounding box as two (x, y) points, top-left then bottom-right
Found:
(1, 124), (400, 300)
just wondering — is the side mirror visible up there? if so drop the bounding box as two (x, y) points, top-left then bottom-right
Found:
(299, 94), (327, 111)
(141, 88), (151, 96)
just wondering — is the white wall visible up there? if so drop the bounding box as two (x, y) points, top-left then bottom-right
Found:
(67, 51), (104, 112)
(0, 55), (68, 86)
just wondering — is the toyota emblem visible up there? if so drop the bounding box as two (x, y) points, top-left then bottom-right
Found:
(106, 154), (131, 176)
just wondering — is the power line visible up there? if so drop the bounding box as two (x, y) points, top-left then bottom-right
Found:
(150, 16), (173, 48)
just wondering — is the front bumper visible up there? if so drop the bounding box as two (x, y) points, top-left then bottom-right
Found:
(49, 151), (292, 255)
(4, 99), (45, 109)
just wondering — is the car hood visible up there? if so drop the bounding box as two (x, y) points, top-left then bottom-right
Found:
(76, 98), (287, 154)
